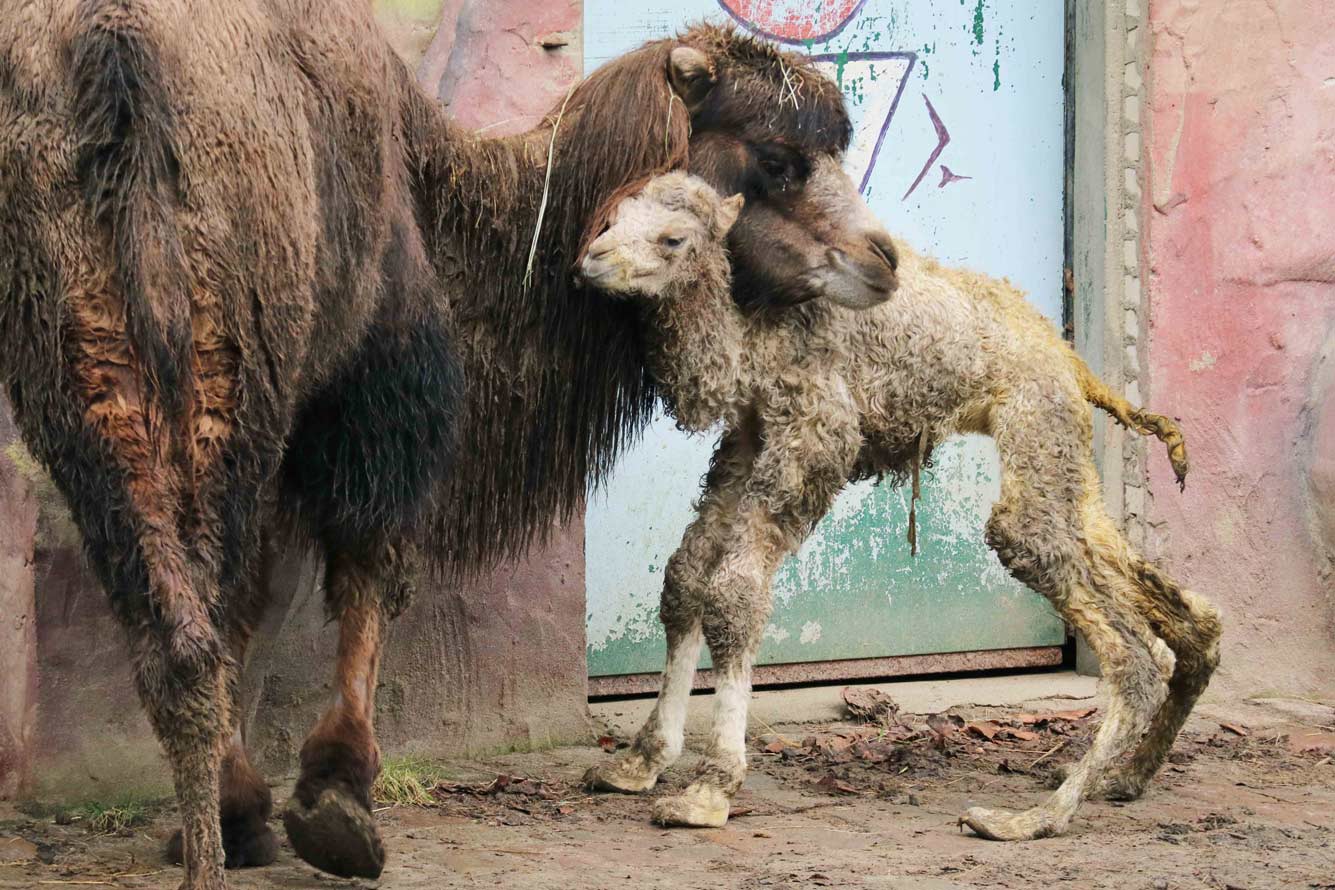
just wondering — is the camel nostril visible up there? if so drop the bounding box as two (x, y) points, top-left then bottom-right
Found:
(867, 233), (898, 273)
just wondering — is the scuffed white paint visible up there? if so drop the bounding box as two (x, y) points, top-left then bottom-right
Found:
(800, 621), (823, 645)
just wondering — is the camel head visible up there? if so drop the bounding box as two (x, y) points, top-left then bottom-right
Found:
(579, 172), (741, 298)
(671, 26), (899, 310)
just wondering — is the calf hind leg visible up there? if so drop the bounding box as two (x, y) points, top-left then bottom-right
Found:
(1092, 531), (1221, 800)
(960, 486), (1173, 840)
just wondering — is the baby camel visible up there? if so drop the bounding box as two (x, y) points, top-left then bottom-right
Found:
(577, 172), (1219, 841)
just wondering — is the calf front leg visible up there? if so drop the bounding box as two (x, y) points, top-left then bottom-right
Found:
(649, 503), (791, 828)
(585, 427), (757, 795)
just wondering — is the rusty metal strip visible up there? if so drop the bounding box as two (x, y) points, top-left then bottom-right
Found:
(588, 646), (1065, 699)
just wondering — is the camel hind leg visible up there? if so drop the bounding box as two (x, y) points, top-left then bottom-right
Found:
(167, 545), (279, 870)
(960, 391), (1174, 841)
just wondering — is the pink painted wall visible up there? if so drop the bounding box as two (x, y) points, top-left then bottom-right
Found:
(1144, 0), (1335, 697)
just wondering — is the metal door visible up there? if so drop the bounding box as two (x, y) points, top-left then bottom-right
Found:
(585, 1), (1067, 685)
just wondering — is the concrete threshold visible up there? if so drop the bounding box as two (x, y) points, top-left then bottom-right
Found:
(592, 670), (1101, 739)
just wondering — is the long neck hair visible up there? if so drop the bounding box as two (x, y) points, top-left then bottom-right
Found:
(400, 40), (692, 573)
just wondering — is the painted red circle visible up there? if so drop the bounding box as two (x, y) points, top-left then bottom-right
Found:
(719, 0), (865, 43)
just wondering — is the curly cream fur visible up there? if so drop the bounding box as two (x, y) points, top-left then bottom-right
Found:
(580, 173), (1220, 841)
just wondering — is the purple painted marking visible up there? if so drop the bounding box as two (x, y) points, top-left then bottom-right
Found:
(809, 51), (917, 194)
(902, 94), (949, 202)
(716, 0), (871, 46)
(938, 164), (971, 188)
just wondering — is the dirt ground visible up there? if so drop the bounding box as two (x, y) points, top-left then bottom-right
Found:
(2, 691), (1333, 890)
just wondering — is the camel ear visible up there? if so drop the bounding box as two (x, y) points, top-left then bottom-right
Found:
(668, 46), (716, 109)
(716, 194), (744, 235)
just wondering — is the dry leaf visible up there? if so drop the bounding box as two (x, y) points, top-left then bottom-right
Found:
(1016, 707), (1097, 725)
(815, 773), (860, 795)
(965, 721), (1001, 741)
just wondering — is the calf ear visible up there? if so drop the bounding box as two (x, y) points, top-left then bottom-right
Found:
(716, 194), (744, 235)
(668, 46), (716, 109)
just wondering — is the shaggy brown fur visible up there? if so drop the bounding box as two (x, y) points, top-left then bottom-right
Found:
(0, 5), (896, 886)
(579, 173), (1219, 840)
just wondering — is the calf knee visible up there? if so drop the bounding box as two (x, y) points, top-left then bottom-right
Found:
(661, 549), (709, 632)
(985, 507), (1079, 597)
(699, 586), (769, 658)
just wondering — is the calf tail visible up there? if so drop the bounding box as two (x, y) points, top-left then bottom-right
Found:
(1075, 356), (1189, 490)
(70, 0), (192, 420)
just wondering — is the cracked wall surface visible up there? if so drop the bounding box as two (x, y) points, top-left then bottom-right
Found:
(1142, 0), (1335, 697)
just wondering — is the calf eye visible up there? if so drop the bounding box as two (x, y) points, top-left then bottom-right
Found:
(659, 235), (685, 248)
(759, 157), (788, 179)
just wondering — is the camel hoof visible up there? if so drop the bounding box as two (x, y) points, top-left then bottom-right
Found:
(582, 758), (660, 794)
(165, 823), (278, 869)
(651, 785), (730, 828)
(958, 806), (1060, 842)
(283, 787), (385, 879)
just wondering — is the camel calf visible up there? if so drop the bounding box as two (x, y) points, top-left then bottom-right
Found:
(578, 172), (1218, 841)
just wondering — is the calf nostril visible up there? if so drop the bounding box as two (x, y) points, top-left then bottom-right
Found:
(867, 233), (898, 272)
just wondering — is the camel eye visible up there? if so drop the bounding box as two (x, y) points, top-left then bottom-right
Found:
(759, 157), (788, 179)
(659, 234), (685, 249)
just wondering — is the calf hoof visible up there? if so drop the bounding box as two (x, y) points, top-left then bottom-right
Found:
(283, 787), (385, 879)
(582, 754), (661, 794)
(958, 805), (1063, 841)
(165, 822), (279, 869)
(651, 784), (730, 828)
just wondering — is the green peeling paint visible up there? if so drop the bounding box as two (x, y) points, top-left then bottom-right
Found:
(588, 439), (1064, 676)
(993, 56), (1001, 90)
(972, 0), (987, 45)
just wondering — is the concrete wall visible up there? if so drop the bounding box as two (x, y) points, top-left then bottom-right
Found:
(0, 0), (591, 803)
(1140, 0), (1335, 698)
(0, 409), (37, 799)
